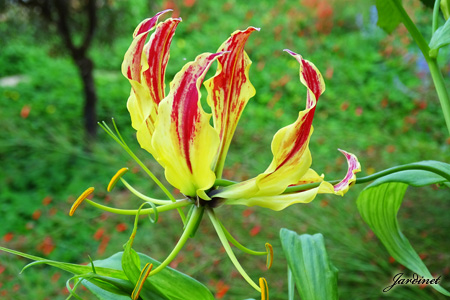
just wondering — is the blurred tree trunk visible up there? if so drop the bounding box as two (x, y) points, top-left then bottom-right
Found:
(76, 56), (97, 139)
(17, 0), (98, 140)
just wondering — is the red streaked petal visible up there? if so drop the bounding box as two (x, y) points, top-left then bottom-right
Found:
(212, 52), (325, 200)
(204, 27), (259, 176)
(152, 52), (225, 198)
(122, 10), (170, 82)
(332, 149), (361, 195)
(123, 13), (181, 157)
(284, 49), (325, 109)
(143, 17), (181, 105)
(133, 10), (172, 37)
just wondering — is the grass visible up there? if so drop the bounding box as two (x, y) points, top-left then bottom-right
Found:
(0, 0), (449, 299)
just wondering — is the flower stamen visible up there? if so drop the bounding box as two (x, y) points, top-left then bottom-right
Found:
(131, 263), (153, 300)
(259, 277), (269, 300)
(70, 187), (94, 216)
(265, 243), (273, 269)
(107, 168), (129, 192)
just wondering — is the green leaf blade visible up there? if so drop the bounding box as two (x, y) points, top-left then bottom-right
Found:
(368, 160), (450, 188)
(357, 182), (450, 296)
(280, 229), (339, 300)
(429, 17), (450, 53)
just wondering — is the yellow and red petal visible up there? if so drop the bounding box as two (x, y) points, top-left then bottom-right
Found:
(224, 184), (323, 211)
(221, 150), (359, 210)
(142, 17), (181, 106)
(123, 11), (181, 156)
(213, 51), (325, 200)
(152, 53), (225, 198)
(122, 10), (170, 83)
(204, 27), (259, 176)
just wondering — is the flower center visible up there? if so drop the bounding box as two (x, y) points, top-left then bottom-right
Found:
(197, 195), (225, 208)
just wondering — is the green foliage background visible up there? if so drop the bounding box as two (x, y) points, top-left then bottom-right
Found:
(0, 0), (449, 299)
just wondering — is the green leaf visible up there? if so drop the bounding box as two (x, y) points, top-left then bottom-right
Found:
(375, 0), (403, 34)
(369, 170), (447, 187)
(100, 252), (215, 300)
(0, 246), (214, 300)
(0, 246), (127, 280)
(280, 229), (339, 300)
(368, 161), (450, 188)
(288, 267), (295, 300)
(429, 17), (450, 53)
(357, 182), (450, 296)
(82, 280), (131, 300)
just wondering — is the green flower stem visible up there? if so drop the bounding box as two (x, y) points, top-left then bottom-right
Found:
(214, 163), (450, 194)
(219, 219), (267, 256)
(149, 206), (204, 277)
(207, 208), (261, 292)
(84, 199), (192, 215)
(120, 178), (175, 205)
(99, 121), (187, 224)
(392, 1), (450, 134)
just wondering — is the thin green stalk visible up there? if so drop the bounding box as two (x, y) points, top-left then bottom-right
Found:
(207, 208), (261, 292)
(428, 59), (450, 133)
(219, 220), (267, 256)
(433, 0), (442, 34)
(99, 121), (187, 223)
(99, 122), (176, 202)
(120, 178), (175, 205)
(149, 206), (204, 276)
(84, 199), (192, 215)
(391, 1), (450, 134)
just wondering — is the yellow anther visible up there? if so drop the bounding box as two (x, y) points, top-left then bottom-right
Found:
(107, 167), (129, 192)
(265, 243), (274, 269)
(131, 263), (153, 300)
(70, 187), (94, 216)
(259, 277), (269, 300)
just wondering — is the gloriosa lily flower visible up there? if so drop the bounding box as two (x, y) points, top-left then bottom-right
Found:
(122, 10), (360, 208)
(71, 9), (360, 299)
